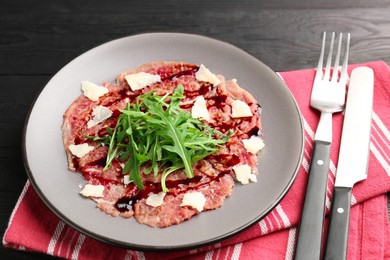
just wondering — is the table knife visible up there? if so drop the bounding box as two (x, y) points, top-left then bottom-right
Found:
(323, 66), (374, 260)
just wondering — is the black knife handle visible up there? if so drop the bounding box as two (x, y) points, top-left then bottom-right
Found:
(324, 186), (352, 260)
(294, 140), (331, 260)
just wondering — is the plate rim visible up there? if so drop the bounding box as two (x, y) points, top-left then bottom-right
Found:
(22, 32), (305, 251)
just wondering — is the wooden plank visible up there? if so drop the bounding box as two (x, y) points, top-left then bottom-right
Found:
(0, 76), (49, 146)
(1, 7), (390, 74)
(1, 0), (390, 13)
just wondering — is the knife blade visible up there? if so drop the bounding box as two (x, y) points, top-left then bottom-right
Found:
(324, 66), (374, 260)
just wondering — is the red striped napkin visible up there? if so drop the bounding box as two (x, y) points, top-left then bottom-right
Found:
(3, 61), (390, 259)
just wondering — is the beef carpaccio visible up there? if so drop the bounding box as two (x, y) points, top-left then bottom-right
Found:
(62, 61), (264, 228)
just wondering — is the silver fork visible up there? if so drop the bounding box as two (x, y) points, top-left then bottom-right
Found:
(294, 32), (350, 260)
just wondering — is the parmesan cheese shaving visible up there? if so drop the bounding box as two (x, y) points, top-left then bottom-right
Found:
(125, 72), (161, 91)
(195, 64), (221, 86)
(232, 100), (253, 118)
(146, 191), (166, 207)
(79, 184), (105, 198)
(242, 135), (265, 154)
(81, 81), (109, 101)
(233, 164), (257, 185)
(191, 95), (211, 122)
(180, 191), (206, 212)
(231, 100), (253, 118)
(69, 143), (94, 158)
(87, 105), (113, 128)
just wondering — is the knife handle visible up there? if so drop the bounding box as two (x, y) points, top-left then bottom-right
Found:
(294, 140), (331, 260)
(324, 186), (352, 260)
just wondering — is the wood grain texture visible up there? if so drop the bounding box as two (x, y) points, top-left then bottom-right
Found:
(1, 0), (389, 259)
(1, 2), (390, 74)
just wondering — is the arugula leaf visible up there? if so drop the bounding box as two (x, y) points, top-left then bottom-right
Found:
(93, 85), (230, 192)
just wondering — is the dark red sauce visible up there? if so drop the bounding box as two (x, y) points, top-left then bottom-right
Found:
(160, 65), (199, 81)
(85, 174), (119, 187)
(72, 157), (80, 170)
(86, 157), (107, 167)
(73, 136), (83, 145)
(113, 173), (225, 212)
(183, 83), (211, 98)
(209, 154), (240, 167)
(118, 88), (131, 98)
(208, 95), (227, 107)
(97, 127), (109, 137)
(248, 126), (260, 136)
(115, 197), (136, 212)
(111, 109), (122, 118)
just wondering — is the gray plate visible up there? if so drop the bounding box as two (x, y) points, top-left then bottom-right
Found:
(23, 33), (304, 251)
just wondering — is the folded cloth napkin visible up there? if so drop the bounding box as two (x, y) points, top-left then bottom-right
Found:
(3, 61), (390, 260)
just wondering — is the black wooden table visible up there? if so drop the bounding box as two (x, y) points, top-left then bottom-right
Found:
(1, 1), (389, 259)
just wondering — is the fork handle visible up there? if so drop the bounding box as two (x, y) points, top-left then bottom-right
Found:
(294, 140), (331, 260)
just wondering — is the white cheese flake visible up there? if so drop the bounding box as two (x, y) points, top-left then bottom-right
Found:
(124, 72), (161, 91)
(81, 81), (109, 101)
(146, 191), (166, 207)
(87, 105), (113, 128)
(79, 184), (105, 198)
(231, 100), (253, 118)
(195, 64), (221, 86)
(122, 174), (132, 185)
(68, 143), (94, 158)
(191, 95), (211, 122)
(242, 135), (265, 154)
(180, 191), (206, 212)
(233, 164), (257, 185)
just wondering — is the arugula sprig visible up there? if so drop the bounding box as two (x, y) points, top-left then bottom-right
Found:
(89, 85), (230, 192)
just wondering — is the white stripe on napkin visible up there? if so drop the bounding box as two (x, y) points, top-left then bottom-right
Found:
(259, 219), (268, 235)
(231, 243), (242, 260)
(285, 227), (297, 260)
(204, 250), (213, 260)
(70, 234), (86, 260)
(371, 112), (390, 176)
(276, 205), (291, 228)
(47, 220), (66, 255)
(65, 230), (79, 258)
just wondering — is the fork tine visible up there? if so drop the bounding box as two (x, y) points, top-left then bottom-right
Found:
(317, 32), (326, 70)
(323, 32), (335, 81)
(331, 33), (343, 82)
(339, 33), (350, 84)
(315, 32), (326, 81)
